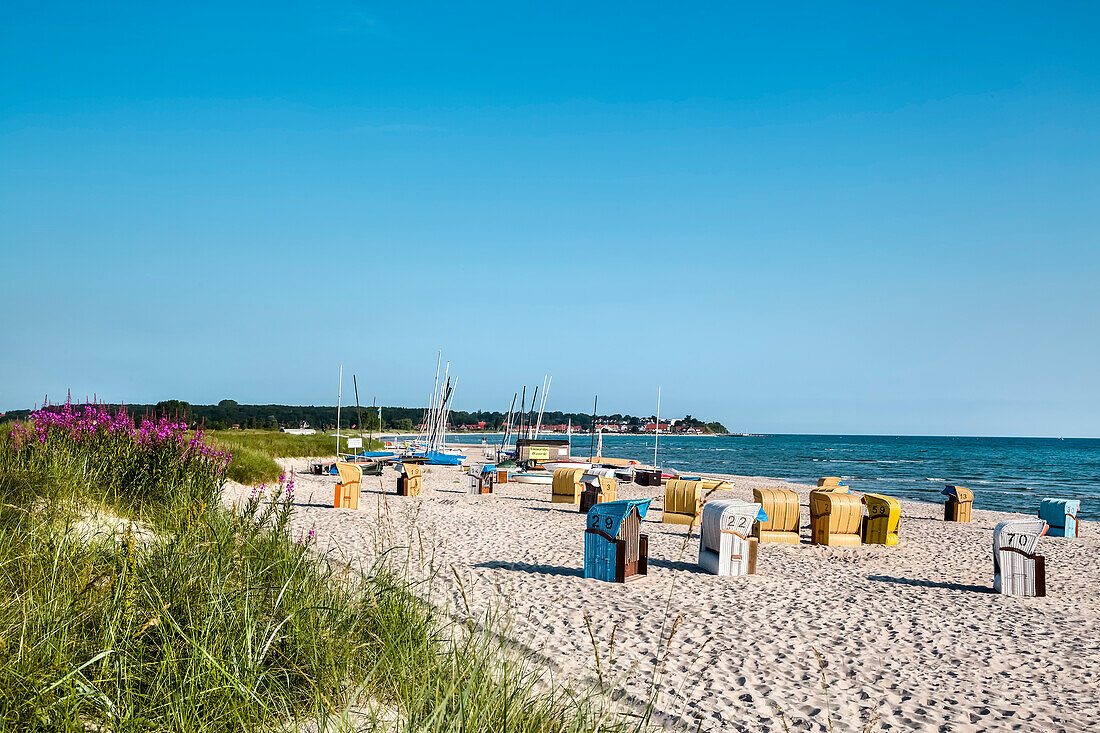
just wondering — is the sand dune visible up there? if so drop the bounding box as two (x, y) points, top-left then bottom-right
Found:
(223, 452), (1100, 732)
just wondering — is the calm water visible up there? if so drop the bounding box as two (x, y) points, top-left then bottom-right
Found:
(453, 433), (1100, 520)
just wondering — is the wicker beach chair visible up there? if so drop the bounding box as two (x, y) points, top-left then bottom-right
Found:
(552, 467), (586, 504)
(394, 462), (422, 497)
(698, 499), (767, 576)
(942, 485), (974, 522)
(993, 518), (1047, 596)
(809, 490), (862, 546)
(861, 493), (900, 545)
(334, 462), (362, 510)
(662, 479), (704, 527)
(752, 488), (800, 544)
(584, 499), (651, 583)
(579, 476), (618, 513)
(817, 477), (850, 491)
(1038, 498), (1081, 539)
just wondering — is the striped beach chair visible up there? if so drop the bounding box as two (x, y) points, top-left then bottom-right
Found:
(698, 499), (767, 576)
(993, 518), (1047, 596)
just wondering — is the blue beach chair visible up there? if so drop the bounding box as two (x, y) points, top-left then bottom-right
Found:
(1038, 498), (1081, 539)
(584, 499), (651, 583)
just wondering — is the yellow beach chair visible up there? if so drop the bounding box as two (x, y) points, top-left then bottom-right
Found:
(662, 479), (703, 527)
(817, 477), (849, 491)
(861, 493), (900, 545)
(552, 468), (586, 504)
(942, 485), (973, 522)
(752, 488), (801, 544)
(809, 490), (862, 546)
(395, 463), (422, 497)
(334, 461), (362, 509)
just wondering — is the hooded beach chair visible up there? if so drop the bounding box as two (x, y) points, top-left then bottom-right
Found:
(1038, 498), (1081, 539)
(552, 467), (586, 504)
(584, 499), (651, 583)
(334, 462), (362, 509)
(394, 462), (422, 497)
(942, 485), (973, 522)
(698, 499), (767, 576)
(752, 488), (800, 544)
(809, 490), (862, 546)
(817, 477), (850, 492)
(466, 464), (494, 494)
(579, 475), (617, 513)
(861, 493), (900, 545)
(662, 479), (703, 527)
(993, 518), (1047, 596)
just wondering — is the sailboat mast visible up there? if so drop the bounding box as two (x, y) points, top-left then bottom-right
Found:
(654, 386), (661, 468)
(336, 365), (343, 457)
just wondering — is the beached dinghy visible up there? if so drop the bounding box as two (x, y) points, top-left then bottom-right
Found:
(513, 471), (554, 485)
(543, 460), (592, 472)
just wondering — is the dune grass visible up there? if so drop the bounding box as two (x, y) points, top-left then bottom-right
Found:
(0, 411), (629, 733)
(208, 430), (385, 486)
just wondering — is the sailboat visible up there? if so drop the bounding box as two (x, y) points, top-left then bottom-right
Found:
(407, 352), (466, 465)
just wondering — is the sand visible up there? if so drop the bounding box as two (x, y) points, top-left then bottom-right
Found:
(222, 450), (1100, 732)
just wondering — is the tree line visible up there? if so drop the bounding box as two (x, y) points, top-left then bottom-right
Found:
(4, 400), (728, 434)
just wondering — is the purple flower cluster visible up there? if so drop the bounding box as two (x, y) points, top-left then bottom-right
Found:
(9, 397), (232, 470)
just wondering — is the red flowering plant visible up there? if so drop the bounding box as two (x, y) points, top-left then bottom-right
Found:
(6, 393), (230, 517)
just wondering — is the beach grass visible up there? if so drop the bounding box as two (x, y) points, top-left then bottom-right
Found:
(0, 413), (627, 733)
(208, 430), (385, 486)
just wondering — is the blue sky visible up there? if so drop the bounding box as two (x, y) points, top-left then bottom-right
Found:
(2, 2), (1098, 436)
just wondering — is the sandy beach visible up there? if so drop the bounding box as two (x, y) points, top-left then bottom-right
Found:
(223, 449), (1100, 732)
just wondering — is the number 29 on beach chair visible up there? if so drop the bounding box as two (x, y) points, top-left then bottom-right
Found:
(584, 499), (651, 583)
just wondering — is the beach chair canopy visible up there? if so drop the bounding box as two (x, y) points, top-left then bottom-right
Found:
(336, 461), (362, 485)
(941, 485), (974, 503)
(1039, 498), (1081, 525)
(588, 499), (652, 538)
(700, 500), (766, 551)
(993, 518), (1047, 556)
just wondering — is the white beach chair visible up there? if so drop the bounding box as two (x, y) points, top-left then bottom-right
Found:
(993, 518), (1048, 597)
(698, 499), (767, 576)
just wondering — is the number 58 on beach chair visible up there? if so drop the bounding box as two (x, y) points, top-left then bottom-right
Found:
(698, 499), (767, 576)
(584, 499), (651, 583)
(334, 462), (361, 509)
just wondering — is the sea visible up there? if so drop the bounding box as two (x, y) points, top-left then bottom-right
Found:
(449, 433), (1100, 520)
